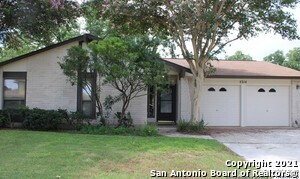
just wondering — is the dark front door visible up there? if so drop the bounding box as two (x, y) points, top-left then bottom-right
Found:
(157, 85), (176, 122)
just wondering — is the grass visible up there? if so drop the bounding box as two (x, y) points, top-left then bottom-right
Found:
(0, 130), (244, 178)
(80, 124), (160, 136)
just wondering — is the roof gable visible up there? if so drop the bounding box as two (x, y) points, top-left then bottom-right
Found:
(0, 34), (100, 67)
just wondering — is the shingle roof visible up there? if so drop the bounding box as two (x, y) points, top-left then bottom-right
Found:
(163, 58), (300, 79)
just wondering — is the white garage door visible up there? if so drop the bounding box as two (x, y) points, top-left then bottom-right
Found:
(200, 85), (240, 126)
(245, 86), (289, 126)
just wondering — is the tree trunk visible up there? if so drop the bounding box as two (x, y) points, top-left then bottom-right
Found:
(190, 71), (204, 123)
(120, 96), (130, 123)
(121, 102), (126, 121)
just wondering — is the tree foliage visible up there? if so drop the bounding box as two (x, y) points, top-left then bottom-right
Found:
(59, 45), (104, 123)
(97, 0), (300, 122)
(90, 36), (168, 123)
(225, 51), (253, 61)
(82, 1), (112, 37)
(264, 48), (300, 71)
(284, 47), (300, 71)
(0, 0), (80, 47)
(0, 37), (39, 61)
(59, 46), (92, 87)
(59, 36), (168, 125)
(286, 47), (300, 63)
(263, 50), (285, 65)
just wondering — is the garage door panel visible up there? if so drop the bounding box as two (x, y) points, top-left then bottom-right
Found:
(200, 85), (240, 126)
(245, 86), (289, 126)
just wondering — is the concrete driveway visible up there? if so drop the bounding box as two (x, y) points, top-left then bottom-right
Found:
(210, 128), (300, 162)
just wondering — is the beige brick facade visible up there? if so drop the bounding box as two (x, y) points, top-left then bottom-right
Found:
(0, 40), (148, 125)
(0, 42), (78, 112)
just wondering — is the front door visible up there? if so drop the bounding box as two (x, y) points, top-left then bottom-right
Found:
(157, 85), (176, 122)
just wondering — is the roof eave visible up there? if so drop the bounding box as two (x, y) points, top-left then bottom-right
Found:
(0, 34), (100, 67)
(160, 58), (192, 73)
(207, 75), (300, 79)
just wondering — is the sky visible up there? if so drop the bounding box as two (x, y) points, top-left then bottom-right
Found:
(217, 5), (300, 61)
(76, 1), (300, 61)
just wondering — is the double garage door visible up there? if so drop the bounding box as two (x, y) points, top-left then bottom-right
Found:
(201, 85), (290, 127)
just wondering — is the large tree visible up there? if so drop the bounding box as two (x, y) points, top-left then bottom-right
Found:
(225, 50), (253, 61)
(82, 1), (111, 37)
(59, 36), (168, 125)
(0, 0), (80, 47)
(0, 37), (38, 61)
(263, 50), (285, 65)
(284, 47), (300, 71)
(98, 0), (300, 122)
(264, 48), (300, 71)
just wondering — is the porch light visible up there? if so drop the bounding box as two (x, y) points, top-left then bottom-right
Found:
(297, 84), (300, 90)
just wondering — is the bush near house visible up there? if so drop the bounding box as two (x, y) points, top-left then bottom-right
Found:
(0, 111), (10, 127)
(177, 119), (206, 133)
(0, 108), (159, 136)
(63, 111), (91, 130)
(22, 108), (66, 130)
(0, 108), (28, 127)
(0, 107), (83, 131)
(139, 124), (159, 136)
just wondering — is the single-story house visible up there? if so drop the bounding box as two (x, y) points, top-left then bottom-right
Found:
(1, 34), (300, 127)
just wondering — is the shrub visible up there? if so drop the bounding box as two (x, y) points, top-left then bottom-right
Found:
(177, 119), (206, 133)
(0, 108), (28, 123)
(66, 112), (90, 130)
(189, 120), (206, 132)
(115, 112), (133, 127)
(0, 111), (10, 128)
(23, 108), (65, 130)
(177, 120), (190, 132)
(0, 108), (93, 131)
(0, 108), (29, 127)
(139, 124), (159, 136)
(57, 109), (69, 120)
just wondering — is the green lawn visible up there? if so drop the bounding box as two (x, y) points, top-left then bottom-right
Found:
(0, 130), (243, 178)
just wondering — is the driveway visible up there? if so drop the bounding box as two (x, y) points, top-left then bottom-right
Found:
(210, 128), (300, 163)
